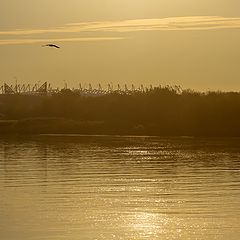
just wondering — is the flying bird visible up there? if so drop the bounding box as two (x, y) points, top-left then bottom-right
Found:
(42, 44), (60, 49)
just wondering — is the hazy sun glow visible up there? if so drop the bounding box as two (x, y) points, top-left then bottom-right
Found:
(0, 0), (240, 90)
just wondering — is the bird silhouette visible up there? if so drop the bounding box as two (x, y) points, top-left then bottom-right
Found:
(42, 44), (60, 49)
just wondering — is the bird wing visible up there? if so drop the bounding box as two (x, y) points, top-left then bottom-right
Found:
(42, 44), (60, 48)
(50, 44), (60, 48)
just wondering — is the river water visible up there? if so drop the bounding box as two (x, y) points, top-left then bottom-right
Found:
(0, 135), (239, 240)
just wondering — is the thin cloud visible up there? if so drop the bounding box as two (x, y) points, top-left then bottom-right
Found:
(0, 16), (240, 37)
(68, 16), (240, 32)
(0, 37), (124, 46)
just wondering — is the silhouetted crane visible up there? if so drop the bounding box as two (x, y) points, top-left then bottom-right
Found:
(42, 44), (60, 49)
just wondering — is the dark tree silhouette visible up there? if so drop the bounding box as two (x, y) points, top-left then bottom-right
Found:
(0, 86), (240, 136)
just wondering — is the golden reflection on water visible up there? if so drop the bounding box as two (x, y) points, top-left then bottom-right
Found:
(129, 212), (165, 237)
(0, 136), (240, 240)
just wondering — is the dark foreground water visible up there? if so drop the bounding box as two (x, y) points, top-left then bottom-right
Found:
(0, 135), (240, 240)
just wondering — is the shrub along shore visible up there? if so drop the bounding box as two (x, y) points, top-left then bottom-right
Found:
(0, 87), (240, 137)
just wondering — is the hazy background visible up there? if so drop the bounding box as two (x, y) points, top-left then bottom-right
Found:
(0, 0), (240, 91)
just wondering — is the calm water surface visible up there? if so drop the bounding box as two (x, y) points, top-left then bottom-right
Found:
(0, 135), (240, 240)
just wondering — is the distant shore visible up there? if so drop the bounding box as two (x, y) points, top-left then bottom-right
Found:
(1, 87), (240, 137)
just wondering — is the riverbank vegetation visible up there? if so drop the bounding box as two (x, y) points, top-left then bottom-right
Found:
(0, 86), (240, 136)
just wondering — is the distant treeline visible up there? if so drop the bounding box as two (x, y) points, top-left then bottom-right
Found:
(0, 86), (240, 136)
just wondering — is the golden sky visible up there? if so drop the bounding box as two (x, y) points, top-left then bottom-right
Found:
(1, 0), (240, 90)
